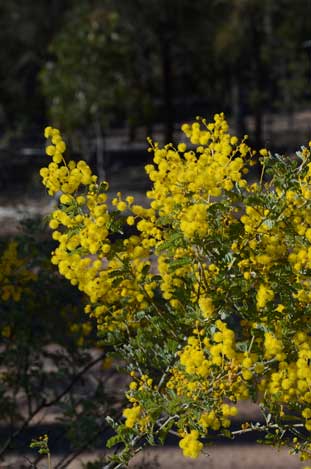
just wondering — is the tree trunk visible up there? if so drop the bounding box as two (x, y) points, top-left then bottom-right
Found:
(94, 119), (106, 181)
(232, 76), (247, 137)
(161, 38), (174, 143)
(254, 106), (263, 149)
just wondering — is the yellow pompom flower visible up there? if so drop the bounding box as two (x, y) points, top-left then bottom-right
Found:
(179, 430), (203, 458)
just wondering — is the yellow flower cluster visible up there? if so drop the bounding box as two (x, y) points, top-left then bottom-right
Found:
(144, 114), (251, 243)
(199, 404), (238, 433)
(122, 374), (154, 431)
(256, 284), (275, 310)
(41, 127), (94, 195)
(198, 296), (215, 318)
(0, 241), (36, 301)
(264, 332), (311, 422)
(264, 331), (284, 361)
(123, 405), (142, 429)
(179, 430), (203, 458)
(41, 126), (157, 332)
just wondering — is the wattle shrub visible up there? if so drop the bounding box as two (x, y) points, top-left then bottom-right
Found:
(41, 114), (311, 467)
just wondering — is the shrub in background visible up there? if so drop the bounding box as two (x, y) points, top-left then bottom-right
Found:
(0, 219), (120, 468)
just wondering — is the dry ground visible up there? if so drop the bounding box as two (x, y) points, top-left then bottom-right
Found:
(0, 400), (304, 468)
(1, 444), (303, 469)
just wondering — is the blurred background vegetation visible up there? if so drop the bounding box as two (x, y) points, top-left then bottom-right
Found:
(2, 0), (311, 196)
(1, 2), (311, 466)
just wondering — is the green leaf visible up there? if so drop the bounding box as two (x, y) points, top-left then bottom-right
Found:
(168, 257), (192, 271)
(106, 434), (125, 449)
(157, 233), (184, 251)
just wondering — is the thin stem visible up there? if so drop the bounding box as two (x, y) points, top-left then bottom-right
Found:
(230, 421), (304, 437)
(247, 334), (255, 353)
(259, 160), (266, 186)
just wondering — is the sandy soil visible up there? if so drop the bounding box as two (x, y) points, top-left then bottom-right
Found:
(128, 445), (302, 469)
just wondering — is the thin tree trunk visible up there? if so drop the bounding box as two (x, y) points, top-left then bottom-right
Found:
(161, 38), (174, 143)
(232, 76), (247, 137)
(94, 119), (106, 181)
(254, 107), (263, 148)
